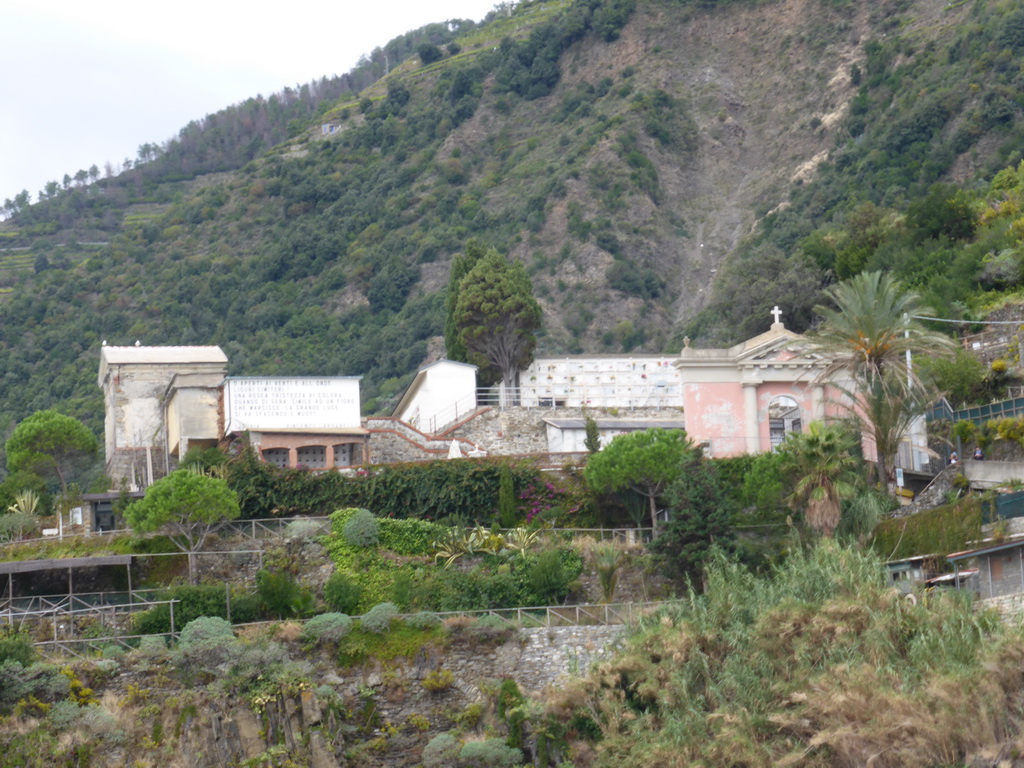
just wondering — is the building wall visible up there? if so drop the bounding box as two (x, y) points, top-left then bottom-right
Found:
(980, 549), (1024, 599)
(517, 356), (680, 409)
(680, 381), (746, 456)
(397, 363), (478, 432)
(167, 387), (221, 458)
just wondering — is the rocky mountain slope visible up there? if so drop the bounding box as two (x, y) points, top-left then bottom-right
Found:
(0, 0), (1021, 431)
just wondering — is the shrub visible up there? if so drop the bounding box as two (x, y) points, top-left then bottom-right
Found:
(0, 630), (35, 666)
(283, 519), (324, 542)
(131, 585), (260, 635)
(361, 602), (399, 634)
(343, 509), (380, 548)
(422, 732), (462, 767)
(178, 616), (234, 648)
(378, 517), (444, 555)
(459, 738), (524, 767)
(256, 569), (315, 619)
(137, 635), (168, 657)
(48, 700), (84, 730)
(526, 549), (570, 604)
(324, 571), (364, 614)
(422, 668), (455, 692)
(405, 611), (441, 630)
(303, 613), (353, 644)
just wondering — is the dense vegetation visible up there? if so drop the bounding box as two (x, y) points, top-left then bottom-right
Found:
(548, 542), (1024, 766)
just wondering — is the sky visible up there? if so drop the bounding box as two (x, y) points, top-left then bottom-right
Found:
(0, 0), (500, 203)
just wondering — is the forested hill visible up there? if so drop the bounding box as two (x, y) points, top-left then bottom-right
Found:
(1, 0), (1024, 438)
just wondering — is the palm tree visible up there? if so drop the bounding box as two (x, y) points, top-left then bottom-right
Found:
(779, 421), (862, 537)
(810, 271), (954, 391)
(807, 271), (955, 485)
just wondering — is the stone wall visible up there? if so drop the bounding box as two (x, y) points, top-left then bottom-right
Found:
(980, 592), (1024, 622)
(341, 624), (627, 723)
(365, 406), (685, 465)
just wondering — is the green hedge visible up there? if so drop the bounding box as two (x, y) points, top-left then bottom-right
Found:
(871, 496), (982, 562)
(226, 448), (585, 524)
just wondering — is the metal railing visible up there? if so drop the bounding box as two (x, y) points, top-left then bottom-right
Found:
(210, 517), (330, 541)
(29, 600), (678, 659)
(426, 393), (481, 434)
(0, 588), (163, 615)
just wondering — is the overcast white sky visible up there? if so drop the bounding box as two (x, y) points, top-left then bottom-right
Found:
(0, 0), (499, 202)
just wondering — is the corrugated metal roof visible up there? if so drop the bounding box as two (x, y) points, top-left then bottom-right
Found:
(948, 535), (1024, 562)
(0, 555), (133, 575)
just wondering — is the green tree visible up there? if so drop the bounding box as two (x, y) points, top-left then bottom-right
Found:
(5, 410), (97, 495)
(444, 239), (489, 364)
(584, 415), (602, 453)
(124, 469), (240, 582)
(584, 428), (694, 532)
(778, 421), (862, 537)
(811, 271), (953, 391)
(655, 450), (736, 583)
(453, 248), (542, 394)
(808, 271), (954, 484)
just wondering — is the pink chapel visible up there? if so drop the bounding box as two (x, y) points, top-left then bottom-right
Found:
(674, 307), (847, 457)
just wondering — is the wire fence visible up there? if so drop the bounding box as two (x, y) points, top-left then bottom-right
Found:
(31, 599), (678, 659)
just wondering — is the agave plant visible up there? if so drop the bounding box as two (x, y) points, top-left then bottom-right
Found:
(503, 527), (541, 558)
(433, 525), (506, 567)
(432, 528), (473, 568)
(593, 544), (625, 603)
(7, 489), (40, 516)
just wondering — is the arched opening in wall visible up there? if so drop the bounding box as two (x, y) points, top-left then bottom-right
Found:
(333, 443), (353, 467)
(263, 448), (289, 468)
(296, 445), (327, 469)
(769, 396), (801, 449)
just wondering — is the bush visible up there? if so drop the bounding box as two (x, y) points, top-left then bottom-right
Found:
(459, 738), (524, 767)
(137, 635), (167, 657)
(48, 700), (84, 730)
(422, 668), (455, 692)
(178, 616), (234, 648)
(324, 571), (364, 614)
(360, 602), (399, 634)
(284, 519), (324, 542)
(422, 732), (462, 767)
(405, 611), (442, 630)
(131, 585), (260, 635)
(343, 509), (380, 548)
(303, 613), (353, 644)
(0, 630), (35, 666)
(526, 549), (571, 604)
(256, 569), (315, 619)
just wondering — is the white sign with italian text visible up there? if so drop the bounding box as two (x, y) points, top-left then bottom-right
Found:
(224, 378), (360, 431)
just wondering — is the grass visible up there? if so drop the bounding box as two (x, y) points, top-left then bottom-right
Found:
(548, 541), (1024, 767)
(0, 533), (178, 562)
(336, 624), (446, 667)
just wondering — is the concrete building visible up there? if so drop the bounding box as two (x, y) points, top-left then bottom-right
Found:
(98, 345), (227, 487)
(392, 360), (479, 433)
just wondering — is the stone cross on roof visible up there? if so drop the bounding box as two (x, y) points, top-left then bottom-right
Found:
(771, 305), (784, 329)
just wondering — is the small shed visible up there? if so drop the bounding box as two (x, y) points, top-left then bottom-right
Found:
(80, 491), (145, 533)
(885, 555), (936, 593)
(948, 536), (1024, 599)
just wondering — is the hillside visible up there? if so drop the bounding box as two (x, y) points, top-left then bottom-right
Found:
(1, 0), (1023, 436)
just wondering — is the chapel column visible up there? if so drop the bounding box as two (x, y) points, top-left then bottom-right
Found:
(743, 383), (759, 454)
(288, 447), (299, 469)
(812, 384), (825, 421)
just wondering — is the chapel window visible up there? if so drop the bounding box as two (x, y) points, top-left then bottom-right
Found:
(769, 396), (802, 448)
